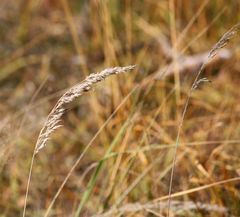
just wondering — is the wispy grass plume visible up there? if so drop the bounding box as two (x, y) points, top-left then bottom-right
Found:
(23, 65), (135, 217)
(35, 66), (135, 153)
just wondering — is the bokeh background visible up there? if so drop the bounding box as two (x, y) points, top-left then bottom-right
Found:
(0, 0), (240, 216)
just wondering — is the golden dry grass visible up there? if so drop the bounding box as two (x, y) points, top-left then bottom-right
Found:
(0, 0), (240, 217)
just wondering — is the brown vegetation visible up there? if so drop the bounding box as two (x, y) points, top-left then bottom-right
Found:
(0, 0), (240, 217)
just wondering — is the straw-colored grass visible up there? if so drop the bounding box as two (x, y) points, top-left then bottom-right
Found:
(0, 1), (240, 217)
(22, 65), (135, 217)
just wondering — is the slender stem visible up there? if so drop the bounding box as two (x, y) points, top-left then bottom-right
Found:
(166, 62), (208, 217)
(23, 152), (36, 217)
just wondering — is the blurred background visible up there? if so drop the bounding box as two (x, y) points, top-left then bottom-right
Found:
(0, 0), (240, 216)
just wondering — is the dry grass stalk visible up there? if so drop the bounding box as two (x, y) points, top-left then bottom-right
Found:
(35, 65), (135, 153)
(166, 23), (240, 217)
(22, 65), (135, 217)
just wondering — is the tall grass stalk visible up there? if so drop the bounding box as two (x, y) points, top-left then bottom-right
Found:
(22, 66), (135, 217)
(167, 23), (240, 217)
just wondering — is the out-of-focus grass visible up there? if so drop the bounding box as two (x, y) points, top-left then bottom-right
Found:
(0, 0), (240, 216)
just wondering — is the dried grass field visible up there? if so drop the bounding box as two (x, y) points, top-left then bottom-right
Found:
(0, 0), (240, 217)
